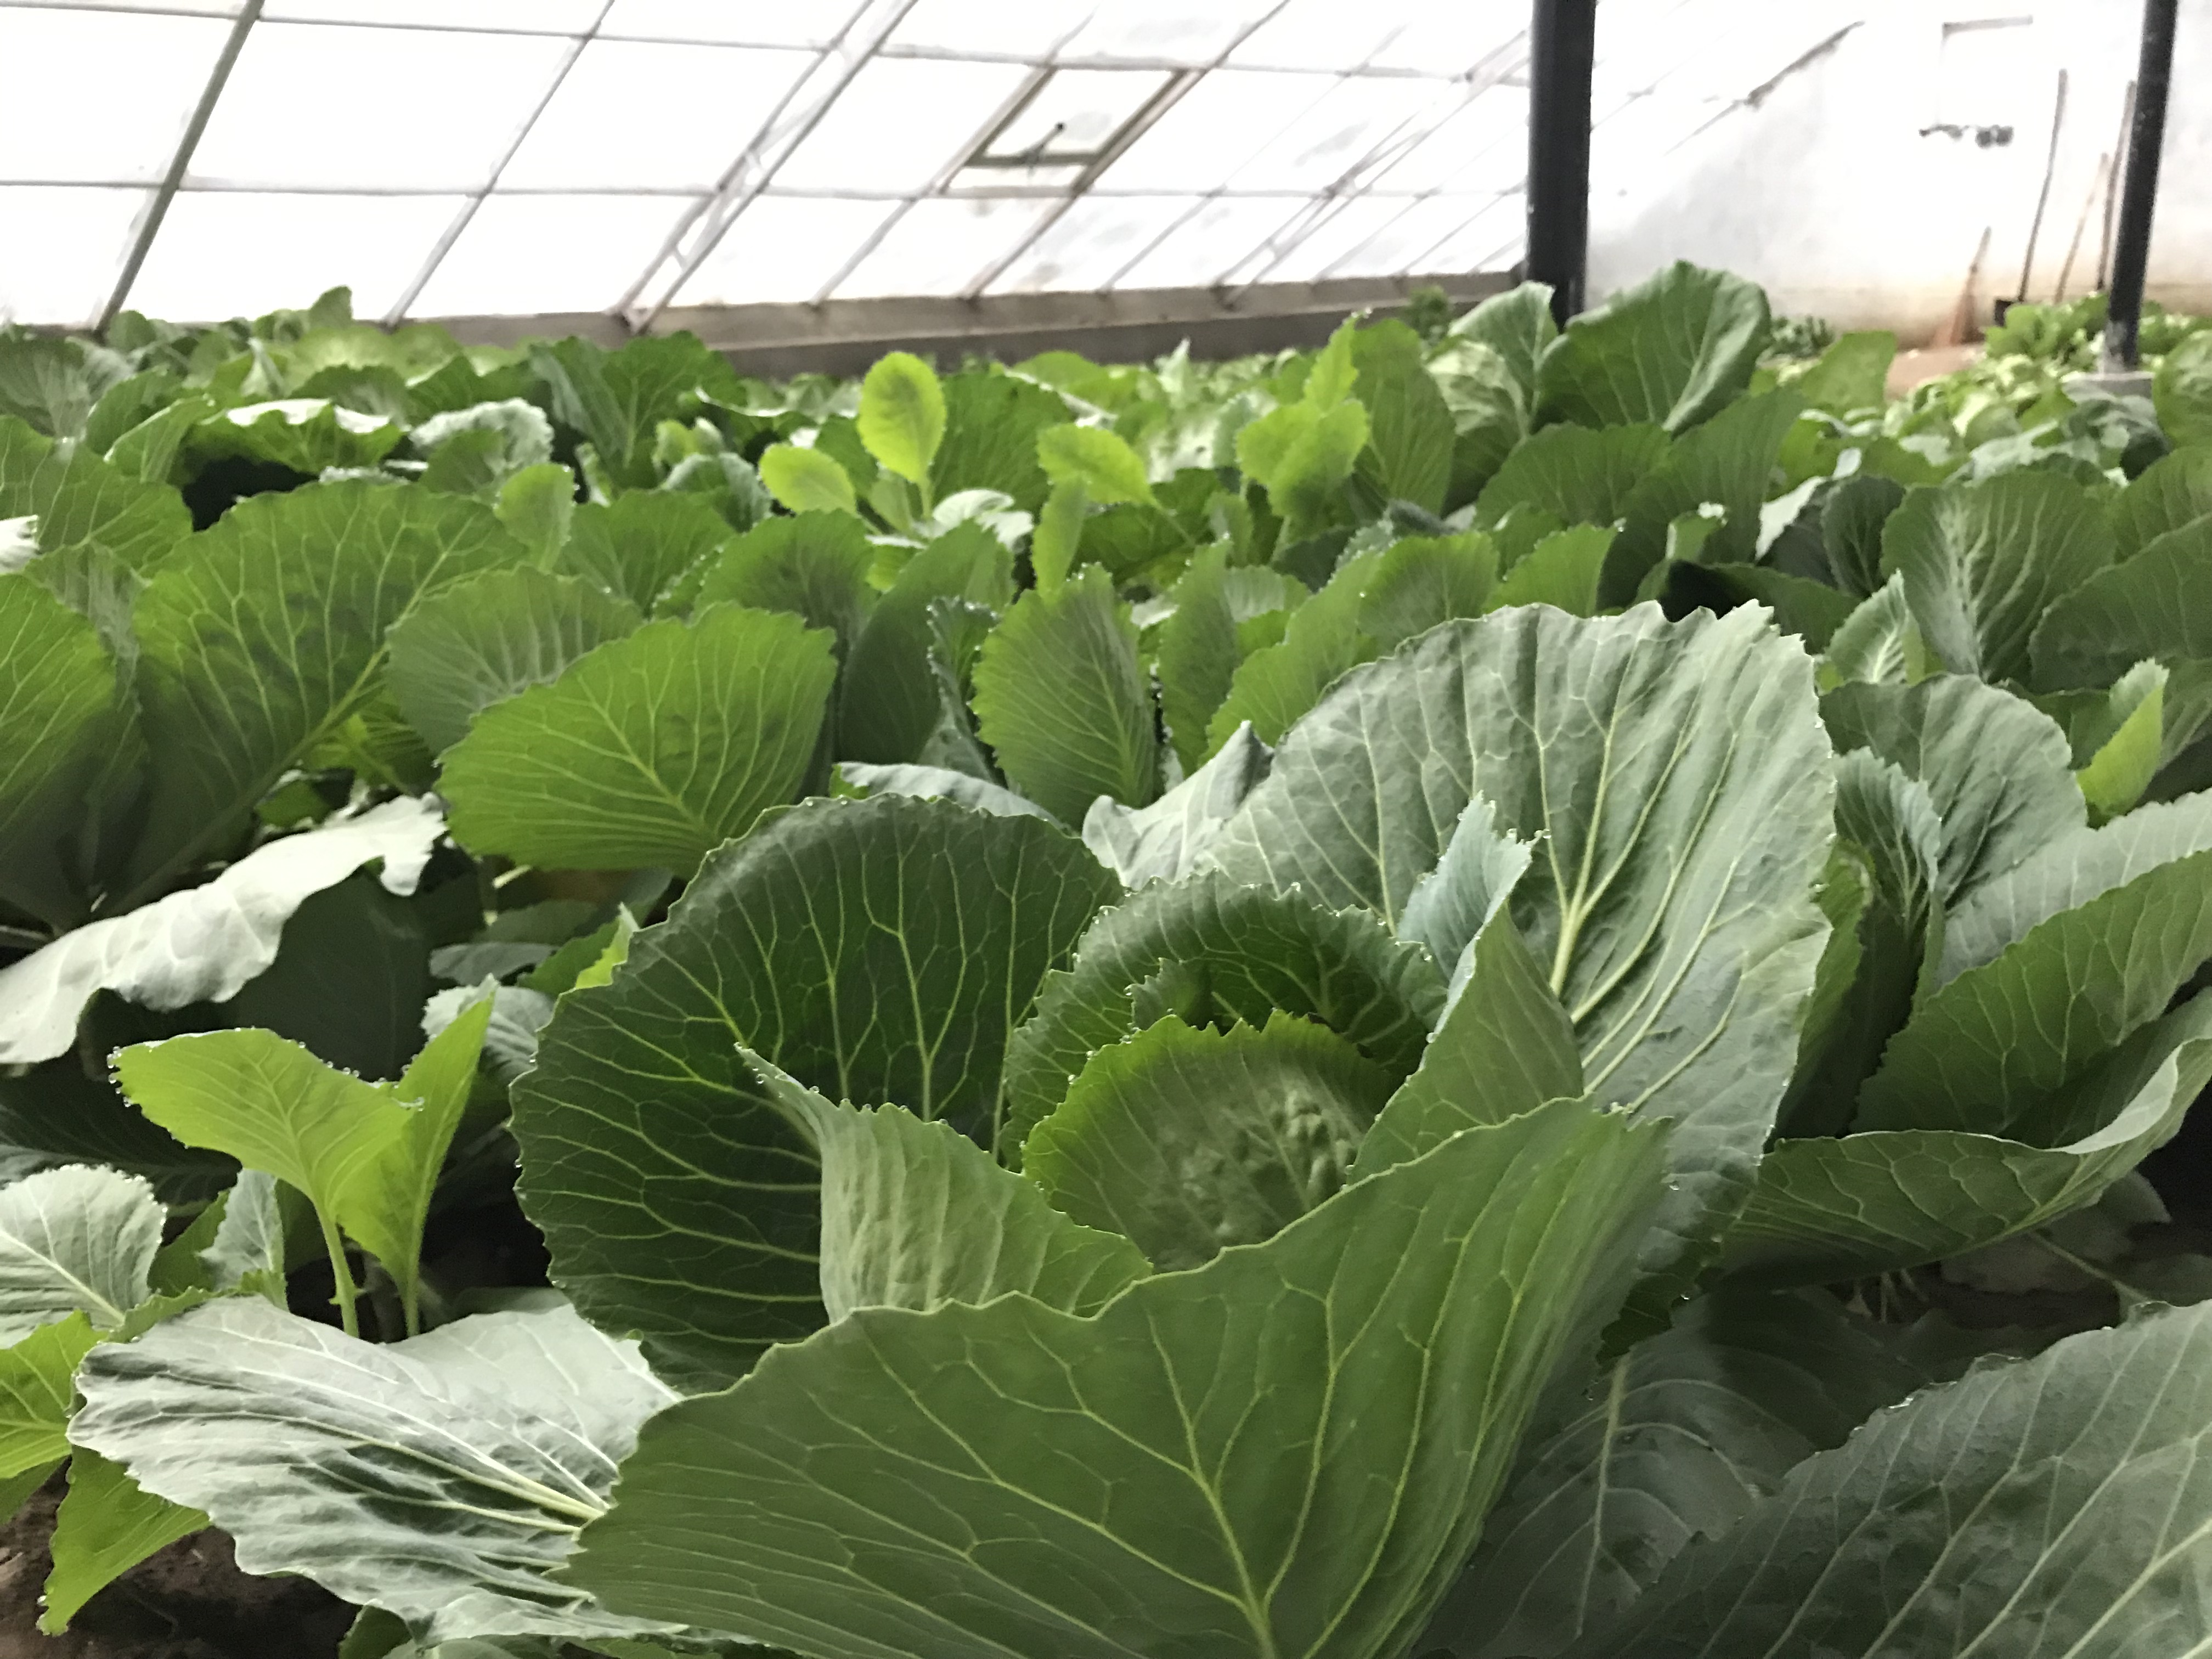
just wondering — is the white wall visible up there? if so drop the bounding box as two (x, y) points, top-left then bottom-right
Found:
(1586, 0), (2210, 339)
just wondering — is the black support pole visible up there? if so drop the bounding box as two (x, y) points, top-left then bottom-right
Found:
(2103, 0), (2179, 370)
(1527, 0), (1598, 324)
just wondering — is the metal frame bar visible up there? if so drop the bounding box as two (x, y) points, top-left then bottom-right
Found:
(615, 0), (918, 330)
(382, 0), (614, 326)
(96, 0), (261, 330)
(1527, 0), (1598, 321)
(1212, 33), (1531, 297)
(804, 54), (1072, 306)
(2102, 0), (2179, 370)
(3, 178), (1487, 202)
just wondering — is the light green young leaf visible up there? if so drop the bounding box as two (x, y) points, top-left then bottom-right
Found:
(1155, 545), (1305, 771)
(0, 413), (189, 569)
(492, 462), (575, 568)
(386, 567), (642, 754)
(529, 332), (736, 493)
(0, 1166), (161, 1341)
(125, 480), (523, 893)
(1731, 990), (2212, 1286)
(1036, 422), (1153, 507)
(1535, 262), (1770, 433)
(0, 793), (443, 1067)
(1436, 1288), (1926, 1659)
(39, 1449), (206, 1634)
(929, 369), (1068, 515)
(856, 352), (945, 489)
(1207, 605), (1835, 1309)
(1355, 531), (1497, 648)
(741, 1049), (1147, 1321)
(113, 1031), (416, 1260)
(412, 400), (554, 499)
(565, 1097), (1667, 1659)
(1235, 397), (1369, 543)
(0, 573), (123, 928)
(1081, 720), (1270, 888)
(2076, 660), (2166, 820)
(559, 492), (733, 614)
(1883, 470), (2114, 683)
(336, 996), (493, 1333)
(512, 795), (1118, 1384)
(2031, 515), (2212, 689)
(1350, 318), (1454, 513)
(1488, 522), (1613, 614)
(1792, 330), (1897, 416)
(1567, 1298), (2212, 1658)
(839, 522), (1012, 763)
(1818, 572), (1915, 689)
(1002, 870), (1446, 1156)
(1029, 476), (1086, 592)
(1610, 390), (1804, 598)
(2153, 329), (2212, 447)
(70, 1299), (682, 1646)
(1472, 420), (1671, 531)
(1206, 548), (1381, 751)
(0, 1315), (97, 1480)
(971, 565), (1159, 823)
(1025, 1012), (1393, 1270)
(439, 603), (836, 873)
(757, 443), (859, 517)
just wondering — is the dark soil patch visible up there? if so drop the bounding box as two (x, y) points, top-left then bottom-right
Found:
(0, 1476), (350, 1658)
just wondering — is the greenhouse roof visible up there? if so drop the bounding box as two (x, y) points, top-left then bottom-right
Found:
(2, 0), (1863, 331)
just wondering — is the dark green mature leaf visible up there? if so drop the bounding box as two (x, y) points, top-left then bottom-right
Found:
(532, 334), (735, 492)
(2106, 443), (2212, 558)
(71, 1299), (681, 1645)
(1356, 532), (1496, 648)
(125, 481), (523, 895)
(1002, 870), (1447, 1156)
(386, 567), (642, 754)
(182, 399), (403, 477)
(1472, 421), (1670, 531)
(1725, 991), (2212, 1288)
(1610, 390), (1804, 599)
(972, 565), (1158, 823)
(0, 574), (122, 926)
(1534, 262), (1770, 433)
(1436, 1288), (1927, 1658)
(217, 874), (432, 1083)
(0, 797), (443, 1067)
(1155, 548), (1305, 771)
(2032, 515), (2212, 689)
(1821, 472), (1906, 599)
(1857, 795), (2212, 1134)
(439, 603), (836, 873)
(691, 511), (875, 659)
(1025, 1012), (1393, 1270)
(566, 1098), (1668, 1659)
(1883, 470), (2113, 683)
(1820, 674), (2084, 906)
(742, 1051), (1147, 1321)
(0, 414), (189, 569)
(931, 368), (1067, 514)
(837, 761), (1049, 822)
(839, 523), (1012, 764)
(1819, 573), (1915, 687)
(560, 492), (733, 615)
(512, 797), (1118, 1384)
(1351, 318), (1454, 513)
(1701, 564), (1857, 651)
(2153, 330), (2212, 448)
(0, 1065), (232, 1206)
(0, 335), (131, 440)
(1209, 606), (1834, 1305)
(1567, 1297), (2212, 1658)
(0, 1166), (161, 1342)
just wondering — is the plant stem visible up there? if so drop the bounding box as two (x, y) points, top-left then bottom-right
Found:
(317, 1209), (361, 1339)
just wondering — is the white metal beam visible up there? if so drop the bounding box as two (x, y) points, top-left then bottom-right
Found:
(615, 0), (921, 330)
(383, 0), (616, 326)
(97, 0), (262, 331)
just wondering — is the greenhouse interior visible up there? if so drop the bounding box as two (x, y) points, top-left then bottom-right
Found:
(5, 0), (2212, 1653)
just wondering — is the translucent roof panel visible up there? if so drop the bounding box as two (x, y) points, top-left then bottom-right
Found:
(2, 0), (1565, 328)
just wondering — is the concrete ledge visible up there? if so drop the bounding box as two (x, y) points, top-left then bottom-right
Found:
(425, 272), (1515, 374)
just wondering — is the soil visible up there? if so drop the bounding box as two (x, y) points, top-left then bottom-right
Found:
(0, 1477), (350, 1659)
